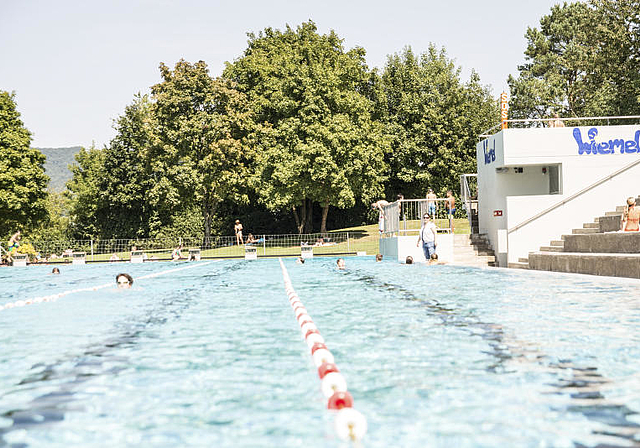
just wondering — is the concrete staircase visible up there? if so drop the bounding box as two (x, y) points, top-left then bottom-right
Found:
(513, 197), (640, 278)
(452, 234), (496, 267)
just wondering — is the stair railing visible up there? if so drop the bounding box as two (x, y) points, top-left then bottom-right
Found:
(508, 158), (640, 235)
(460, 174), (478, 233)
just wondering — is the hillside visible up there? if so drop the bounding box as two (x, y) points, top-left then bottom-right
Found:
(36, 146), (82, 191)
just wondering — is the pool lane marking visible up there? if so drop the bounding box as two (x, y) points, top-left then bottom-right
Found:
(0, 261), (216, 312)
(278, 258), (367, 443)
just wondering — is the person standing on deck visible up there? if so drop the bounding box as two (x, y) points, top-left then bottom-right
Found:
(417, 213), (437, 260)
(372, 200), (390, 234)
(426, 189), (437, 218)
(445, 190), (456, 233)
(234, 220), (244, 245)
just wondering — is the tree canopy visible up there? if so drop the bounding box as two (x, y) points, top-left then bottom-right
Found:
(0, 91), (49, 238)
(149, 60), (251, 241)
(224, 21), (387, 233)
(380, 46), (496, 198)
(508, 0), (640, 120)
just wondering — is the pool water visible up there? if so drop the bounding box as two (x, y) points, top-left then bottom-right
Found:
(1, 259), (640, 447)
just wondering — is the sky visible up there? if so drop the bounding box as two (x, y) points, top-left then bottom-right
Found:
(0, 0), (565, 149)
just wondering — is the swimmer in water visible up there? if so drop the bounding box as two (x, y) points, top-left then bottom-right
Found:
(336, 258), (346, 270)
(116, 273), (133, 289)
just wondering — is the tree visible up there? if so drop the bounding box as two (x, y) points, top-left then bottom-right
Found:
(508, 1), (640, 120)
(97, 94), (154, 239)
(149, 60), (251, 241)
(380, 46), (496, 199)
(66, 145), (105, 239)
(224, 21), (387, 233)
(0, 91), (49, 238)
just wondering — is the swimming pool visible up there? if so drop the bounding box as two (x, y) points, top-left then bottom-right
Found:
(1, 259), (640, 447)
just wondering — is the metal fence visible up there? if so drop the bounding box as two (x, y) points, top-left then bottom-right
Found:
(6, 232), (379, 263)
(382, 199), (454, 236)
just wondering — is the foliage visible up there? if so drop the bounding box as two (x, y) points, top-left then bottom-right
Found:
(0, 91), (49, 238)
(379, 46), (497, 199)
(16, 242), (37, 260)
(27, 191), (71, 241)
(65, 145), (105, 239)
(224, 21), (387, 233)
(149, 60), (251, 240)
(96, 94), (154, 239)
(508, 0), (640, 120)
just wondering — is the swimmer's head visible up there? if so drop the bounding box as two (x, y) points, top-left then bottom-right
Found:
(296, 257), (305, 264)
(336, 258), (345, 269)
(375, 254), (383, 262)
(51, 267), (60, 274)
(116, 273), (133, 289)
(405, 256), (413, 264)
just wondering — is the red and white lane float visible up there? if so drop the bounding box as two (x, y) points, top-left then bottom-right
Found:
(0, 261), (213, 312)
(279, 258), (367, 443)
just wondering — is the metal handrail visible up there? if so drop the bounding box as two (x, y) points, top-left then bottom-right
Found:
(460, 174), (477, 231)
(480, 115), (640, 138)
(507, 158), (640, 234)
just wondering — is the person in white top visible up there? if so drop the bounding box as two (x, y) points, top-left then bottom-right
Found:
(416, 212), (437, 260)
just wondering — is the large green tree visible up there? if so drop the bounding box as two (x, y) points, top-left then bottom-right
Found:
(0, 91), (49, 238)
(224, 21), (387, 233)
(508, 0), (640, 120)
(149, 60), (251, 241)
(66, 146), (105, 239)
(97, 94), (154, 239)
(380, 46), (496, 198)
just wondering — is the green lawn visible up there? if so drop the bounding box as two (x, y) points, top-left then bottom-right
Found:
(42, 218), (471, 263)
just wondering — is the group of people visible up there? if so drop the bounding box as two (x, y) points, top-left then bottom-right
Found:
(372, 189), (457, 235)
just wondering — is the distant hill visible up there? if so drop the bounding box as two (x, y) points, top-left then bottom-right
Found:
(36, 146), (82, 191)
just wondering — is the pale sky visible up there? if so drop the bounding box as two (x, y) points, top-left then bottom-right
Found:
(0, 0), (564, 148)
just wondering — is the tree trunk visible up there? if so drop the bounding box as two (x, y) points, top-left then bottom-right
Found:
(202, 193), (217, 245)
(292, 205), (303, 234)
(304, 199), (313, 234)
(320, 201), (329, 233)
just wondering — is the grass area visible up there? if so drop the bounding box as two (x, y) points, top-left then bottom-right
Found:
(41, 218), (471, 263)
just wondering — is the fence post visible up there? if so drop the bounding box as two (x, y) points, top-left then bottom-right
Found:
(347, 232), (350, 251)
(263, 235), (266, 256)
(91, 239), (94, 262)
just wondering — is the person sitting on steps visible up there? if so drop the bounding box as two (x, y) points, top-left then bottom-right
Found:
(621, 197), (640, 232)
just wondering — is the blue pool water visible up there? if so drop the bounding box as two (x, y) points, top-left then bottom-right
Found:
(1, 259), (640, 447)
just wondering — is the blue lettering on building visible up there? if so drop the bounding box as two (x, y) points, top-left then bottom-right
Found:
(483, 139), (496, 164)
(573, 127), (639, 155)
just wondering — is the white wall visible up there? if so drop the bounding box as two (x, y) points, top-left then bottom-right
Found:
(381, 234), (453, 263)
(477, 124), (640, 265)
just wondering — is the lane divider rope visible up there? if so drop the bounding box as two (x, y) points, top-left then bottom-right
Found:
(0, 261), (214, 312)
(278, 258), (367, 442)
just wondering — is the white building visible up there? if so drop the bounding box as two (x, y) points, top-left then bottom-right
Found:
(476, 123), (640, 266)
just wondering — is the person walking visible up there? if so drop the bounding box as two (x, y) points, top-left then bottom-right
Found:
(416, 213), (437, 261)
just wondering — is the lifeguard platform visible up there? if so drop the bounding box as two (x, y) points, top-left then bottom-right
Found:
(474, 119), (640, 266)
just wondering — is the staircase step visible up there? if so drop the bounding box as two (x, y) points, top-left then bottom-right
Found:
(518, 257), (529, 263)
(605, 211), (624, 216)
(539, 246), (564, 252)
(550, 240), (564, 247)
(583, 222), (599, 229)
(616, 205), (627, 212)
(572, 228), (599, 234)
(508, 262), (529, 269)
